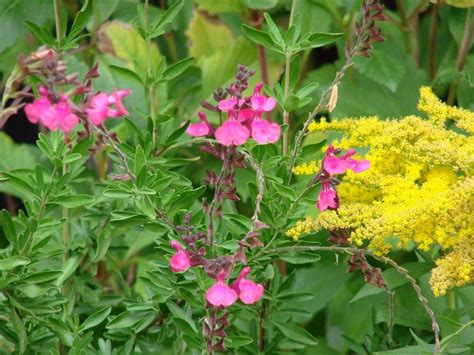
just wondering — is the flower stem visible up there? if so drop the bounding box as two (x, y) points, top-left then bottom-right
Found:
(282, 0), (298, 156)
(53, 0), (63, 58)
(428, 0), (441, 81)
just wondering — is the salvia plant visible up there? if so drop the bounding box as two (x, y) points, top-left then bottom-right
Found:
(0, 0), (473, 354)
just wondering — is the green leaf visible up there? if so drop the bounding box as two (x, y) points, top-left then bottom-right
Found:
(187, 11), (234, 60)
(150, 0), (184, 38)
(51, 194), (95, 208)
(79, 307), (112, 333)
(1, 210), (17, 250)
(297, 32), (343, 51)
(263, 12), (284, 47)
(11, 309), (27, 353)
(162, 57), (193, 81)
(280, 252), (321, 264)
(195, 0), (242, 13)
(166, 301), (198, 333)
(106, 311), (146, 329)
(24, 21), (55, 46)
(353, 45), (406, 92)
(241, 0), (277, 10)
(273, 322), (318, 345)
(109, 65), (144, 84)
(374, 345), (434, 354)
(224, 335), (253, 348)
(241, 24), (282, 52)
(66, 0), (92, 42)
(56, 254), (82, 286)
(444, 0), (474, 7)
(0, 0), (53, 52)
(0, 256), (30, 271)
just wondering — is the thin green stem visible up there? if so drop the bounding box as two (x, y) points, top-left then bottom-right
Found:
(144, 0), (158, 145)
(282, 0), (298, 156)
(53, 0), (63, 58)
(428, 0), (441, 81)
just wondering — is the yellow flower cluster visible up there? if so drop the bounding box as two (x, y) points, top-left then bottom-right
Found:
(288, 87), (474, 296)
(417, 86), (474, 133)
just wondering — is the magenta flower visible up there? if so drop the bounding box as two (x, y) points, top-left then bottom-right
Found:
(55, 96), (80, 133)
(251, 118), (281, 144)
(317, 185), (339, 211)
(24, 88), (79, 133)
(215, 120), (250, 146)
(323, 146), (370, 175)
(206, 271), (238, 307)
(169, 240), (191, 273)
(250, 83), (276, 113)
(86, 90), (130, 125)
(231, 267), (264, 305)
(186, 112), (213, 137)
(218, 98), (238, 113)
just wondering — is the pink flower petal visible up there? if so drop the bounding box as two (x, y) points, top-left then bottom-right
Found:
(231, 267), (250, 293)
(186, 122), (209, 137)
(317, 189), (338, 211)
(186, 112), (213, 137)
(215, 121), (250, 146)
(55, 101), (79, 133)
(169, 240), (191, 273)
(348, 159), (371, 173)
(206, 283), (238, 307)
(238, 279), (264, 304)
(24, 97), (52, 124)
(251, 119), (281, 144)
(323, 156), (350, 174)
(218, 98), (237, 112)
(170, 252), (191, 273)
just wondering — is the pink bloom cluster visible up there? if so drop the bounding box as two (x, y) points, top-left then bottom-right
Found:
(317, 145), (370, 211)
(25, 87), (79, 133)
(24, 87), (130, 133)
(186, 83), (280, 146)
(169, 242), (264, 307)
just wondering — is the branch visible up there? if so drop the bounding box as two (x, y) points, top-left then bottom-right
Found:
(241, 150), (265, 231)
(286, 19), (368, 184)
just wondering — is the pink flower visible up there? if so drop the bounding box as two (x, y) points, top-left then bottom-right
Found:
(218, 98), (238, 113)
(323, 146), (370, 175)
(250, 83), (276, 112)
(55, 97), (80, 133)
(231, 267), (264, 305)
(24, 88), (79, 133)
(206, 271), (238, 307)
(86, 90), (130, 125)
(215, 120), (250, 146)
(186, 112), (213, 137)
(251, 118), (281, 144)
(169, 240), (191, 273)
(317, 184), (339, 211)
